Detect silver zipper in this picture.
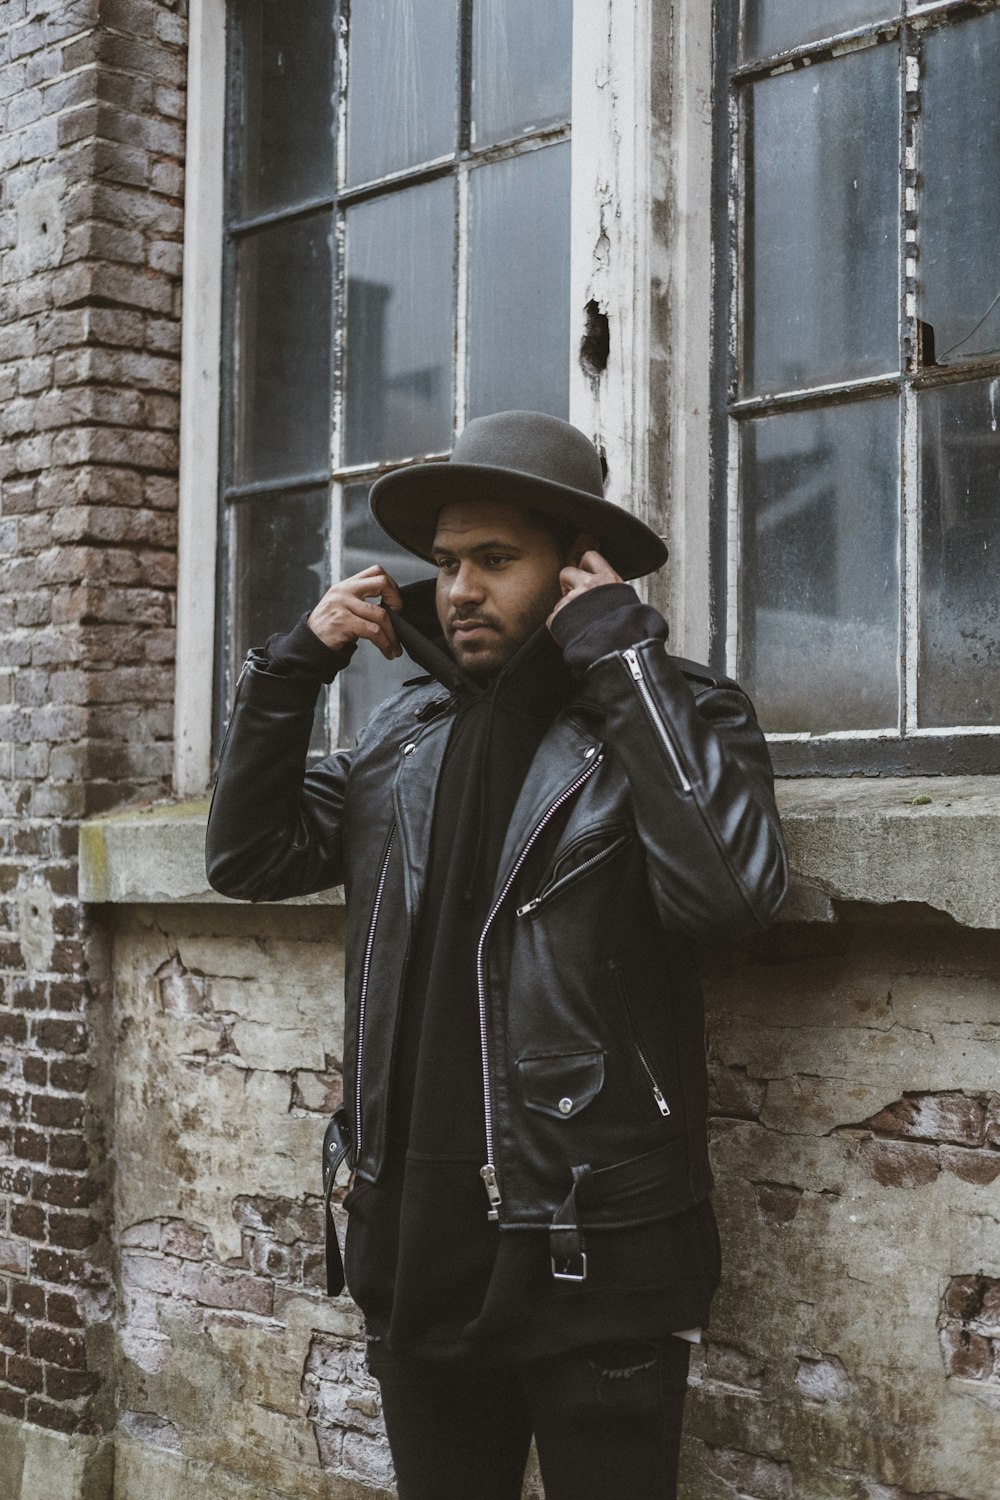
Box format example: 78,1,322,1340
475,749,604,1219
354,825,396,1164
621,648,691,794
612,963,671,1117
516,833,628,917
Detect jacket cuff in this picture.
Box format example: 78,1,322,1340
549,583,668,675
264,611,356,684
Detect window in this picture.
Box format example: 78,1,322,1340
714,0,1000,773
215,0,573,754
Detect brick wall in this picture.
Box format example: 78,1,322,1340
0,0,186,1440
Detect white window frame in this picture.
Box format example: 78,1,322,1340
173,0,715,795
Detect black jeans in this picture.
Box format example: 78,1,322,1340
369,1337,691,1500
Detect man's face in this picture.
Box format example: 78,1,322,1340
432,500,567,680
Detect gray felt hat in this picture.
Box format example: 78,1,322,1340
369,410,667,581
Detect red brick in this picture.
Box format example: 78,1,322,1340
29,1094,85,1130
13,1128,47,1164
32,1018,87,1054
45,1365,100,1401
7,1353,45,1393
46,1291,84,1329
0,1387,25,1419
867,1092,987,1148
24,1396,80,1434
11,1201,45,1239
859,1138,941,1189
31,1171,99,1209
0,1314,27,1352
48,1132,89,1170
12,1282,44,1319
29,1325,86,1369
47,1212,99,1251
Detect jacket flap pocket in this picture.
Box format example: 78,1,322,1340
517,1049,605,1119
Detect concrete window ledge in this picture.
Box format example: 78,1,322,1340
78,776,1000,928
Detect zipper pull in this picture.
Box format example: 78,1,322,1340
652,1083,671,1117
480,1164,502,1220
623,647,643,681
235,649,254,690
516,897,542,917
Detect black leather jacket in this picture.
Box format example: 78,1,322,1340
206,594,787,1258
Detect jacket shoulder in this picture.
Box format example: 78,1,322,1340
353,679,452,749
671,656,744,697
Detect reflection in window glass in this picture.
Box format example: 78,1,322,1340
467,144,571,421
743,0,895,60
340,486,436,743
922,10,1000,366
237,0,335,218
740,399,899,732
745,45,899,395
234,215,333,487
230,490,329,752
345,0,458,186
919,380,1000,726
472,0,573,147
344,179,455,466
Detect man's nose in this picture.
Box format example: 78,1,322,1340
448,562,485,608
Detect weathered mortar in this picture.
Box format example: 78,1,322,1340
684,912,1000,1500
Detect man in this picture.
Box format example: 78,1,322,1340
206,411,787,1500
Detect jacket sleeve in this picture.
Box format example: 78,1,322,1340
205,653,352,902
583,636,788,943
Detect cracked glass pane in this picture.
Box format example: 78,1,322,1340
231,489,329,753
345,0,458,187
233,213,333,486
743,46,899,396
467,143,571,421
745,43,899,395
339,485,433,744
344,178,455,466
739,399,900,733
743,0,897,59
921,9,1000,366
919,379,1000,726
237,0,335,218
472,0,572,148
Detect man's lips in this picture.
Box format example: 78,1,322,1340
450,620,496,640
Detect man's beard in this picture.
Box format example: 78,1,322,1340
444,594,559,681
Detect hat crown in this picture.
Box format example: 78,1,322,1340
450,411,604,499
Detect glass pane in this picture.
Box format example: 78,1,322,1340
743,0,896,59
739,399,900,733
233,214,332,486
237,0,335,218
919,380,1000,726
339,484,436,744
230,490,329,753
922,10,1000,366
344,179,455,465
467,144,571,421
345,0,458,186
745,45,899,395
472,0,572,147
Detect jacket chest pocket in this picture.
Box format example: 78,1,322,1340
516,827,630,918
517,1049,605,1120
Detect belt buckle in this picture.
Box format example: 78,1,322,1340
550,1231,588,1283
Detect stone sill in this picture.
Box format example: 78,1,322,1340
78,776,1000,929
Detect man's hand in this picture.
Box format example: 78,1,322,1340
547,549,623,629
307,565,404,659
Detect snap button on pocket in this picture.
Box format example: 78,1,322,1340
517,1050,605,1120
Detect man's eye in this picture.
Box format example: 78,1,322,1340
436,559,458,574
485,555,511,568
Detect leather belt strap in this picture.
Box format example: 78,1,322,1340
550,1164,591,1282
322,1107,353,1297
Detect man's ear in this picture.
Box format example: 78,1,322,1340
566,531,600,566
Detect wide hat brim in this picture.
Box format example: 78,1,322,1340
369,462,667,582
